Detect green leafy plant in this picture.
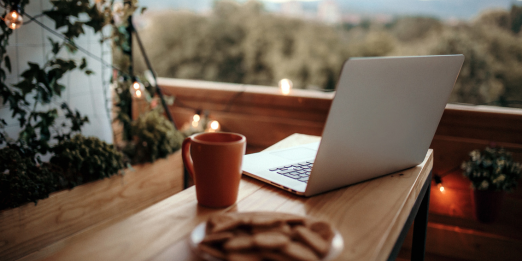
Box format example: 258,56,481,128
0,0,106,154
123,109,183,164
0,1,155,210
461,147,522,191
0,146,61,209
50,135,125,187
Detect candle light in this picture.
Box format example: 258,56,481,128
279,78,293,95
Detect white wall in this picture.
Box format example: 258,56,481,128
0,1,113,145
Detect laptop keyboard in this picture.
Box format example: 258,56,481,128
268,160,314,183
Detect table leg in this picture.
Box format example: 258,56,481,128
411,182,431,261
386,171,432,261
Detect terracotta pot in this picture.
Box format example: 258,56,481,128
472,189,505,223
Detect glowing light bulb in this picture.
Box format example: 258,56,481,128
5,10,23,30
192,114,200,127
130,80,145,98
437,183,445,193
278,79,293,95
210,120,220,132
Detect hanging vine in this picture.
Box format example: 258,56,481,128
0,0,142,209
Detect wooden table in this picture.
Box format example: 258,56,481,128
22,134,433,261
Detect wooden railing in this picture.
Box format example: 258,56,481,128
154,77,522,261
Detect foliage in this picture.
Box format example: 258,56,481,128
427,15,522,106
135,1,522,107
123,109,183,164
50,135,125,187
0,0,136,209
0,146,60,210
133,0,351,90
461,147,522,191
111,0,145,141
0,0,104,153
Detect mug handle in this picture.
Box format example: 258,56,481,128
182,136,195,180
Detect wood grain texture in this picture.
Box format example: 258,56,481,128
0,152,184,261
400,221,522,261
25,134,433,261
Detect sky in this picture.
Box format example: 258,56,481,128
138,0,522,20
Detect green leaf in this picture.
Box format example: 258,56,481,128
20,62,41,81
43,10,70,29
80,57,87,70
48,37,61,55
4,56,11,73
64,21,85,39
85,4,109,32
14,80,35,95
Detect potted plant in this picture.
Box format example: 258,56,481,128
461,147,522,223
122,109,184,165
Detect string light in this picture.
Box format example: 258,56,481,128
192,113,200,127
130,79,145,98
438,183,445,192
5,7,23,30
433,174,445,193
279,78,293,95
208,120,220,132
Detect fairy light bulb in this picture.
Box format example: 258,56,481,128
130,80,145,98
5,10,23,30
209,120,220,132
192,114,200,127
279,79,293,95
438,183,445,192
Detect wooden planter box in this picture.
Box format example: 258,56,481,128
0,151,184,261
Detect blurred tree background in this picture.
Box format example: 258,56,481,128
131,0,522,107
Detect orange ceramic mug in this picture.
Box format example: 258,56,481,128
182,132,246,208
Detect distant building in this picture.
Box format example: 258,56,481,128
280,1,304,18
318,0,342,24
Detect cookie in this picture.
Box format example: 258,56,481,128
198,243,226,260
209,214,243,233
294,226,330,257
223,235,254,251
252,223,292,236
197,212,334,261
201,231,234,244
253,231,290,249
250,215,283,227
261,251,289,261
281,242,320,261
310,221,334,242
227,252,263,261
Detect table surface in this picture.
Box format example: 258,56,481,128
23,133,433,261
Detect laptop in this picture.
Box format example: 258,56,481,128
242,55,464,197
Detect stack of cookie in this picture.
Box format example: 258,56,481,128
197,212,335,261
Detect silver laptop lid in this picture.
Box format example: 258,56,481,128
305,55,464,196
